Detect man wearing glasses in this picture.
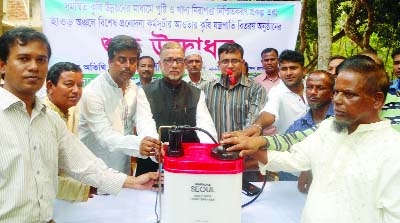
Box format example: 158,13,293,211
79,35,161,177
135,42,217,175
201,42,267,181
201,42,267,139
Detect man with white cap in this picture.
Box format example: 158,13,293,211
183,49,216,88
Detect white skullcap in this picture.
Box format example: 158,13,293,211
185,49,202,58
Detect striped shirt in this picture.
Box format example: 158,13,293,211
0,87,127,222
201,75,267,138
264,92,400,152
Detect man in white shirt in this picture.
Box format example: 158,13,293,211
79,35,160,175
182,49,216,88
246,50,308,135
222,55,400,223
0,27,159,222
136,42,217,175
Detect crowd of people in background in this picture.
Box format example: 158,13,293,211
1,26,399,222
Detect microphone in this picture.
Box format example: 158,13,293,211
227,69,237,85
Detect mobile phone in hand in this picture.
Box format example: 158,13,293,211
242,181,261,196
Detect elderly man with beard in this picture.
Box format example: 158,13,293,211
284,70,335,190
221,55,400,223
135,42,217,176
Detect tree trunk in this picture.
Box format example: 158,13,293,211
0,0,3,34
317,0,332,70
298,0,307,54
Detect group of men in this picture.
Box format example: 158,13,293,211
1,26,400,223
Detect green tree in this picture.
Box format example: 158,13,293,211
298,0,400,75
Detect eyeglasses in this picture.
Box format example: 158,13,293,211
220,59,242,65
162,58,185,65
116,56,137,65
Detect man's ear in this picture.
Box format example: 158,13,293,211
302,67,307,76
373,92,385,109
0,60,6,73
46,80,55,94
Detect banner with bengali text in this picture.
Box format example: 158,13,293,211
41,0,301,84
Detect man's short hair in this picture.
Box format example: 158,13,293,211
279,50,304,66
328,55,346,63
218,42,244,60
159,42,183,59
360,50,384,68
260,48,279,58
308,70,335,90
391,48,400,59
47,62,82,85
107,35,141,61
337,55,390,99
138,56,155,66
0,27,52,62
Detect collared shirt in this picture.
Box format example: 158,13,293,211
183,72,218,89
381,93,400,131
252,70,281,94
43,97,79,136
286,103,334,133
388,79,400,96
136,81,218,143
135,78,154,88
79,71,144,175
201,75,267,138
265,92,400,152
261,80,308,134
43,97,90,202
260,119,400,223
0,87,127,222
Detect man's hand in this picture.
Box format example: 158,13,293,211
123,172,163,191
220,136,268,163
222,125,262,140
243,125,262,137
297,171,312,193
140,136,161,156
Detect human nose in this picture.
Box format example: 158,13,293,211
71,84,79,93
333,92,342,104
310,87,318,95
28,59,39,71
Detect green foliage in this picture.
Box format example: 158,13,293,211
298,0,400,78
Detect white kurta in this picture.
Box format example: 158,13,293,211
259,119,400,223
79,72,144,174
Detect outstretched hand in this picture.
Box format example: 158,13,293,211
123,172,164,191
220,135,268,163
140,137,161,157
222,125,262,141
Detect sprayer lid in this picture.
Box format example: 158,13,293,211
163,143,243,174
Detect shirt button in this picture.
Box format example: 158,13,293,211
40,195,43,199
33,146,37,150
36,170,40,175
